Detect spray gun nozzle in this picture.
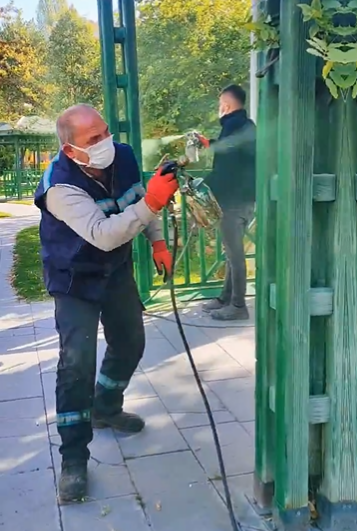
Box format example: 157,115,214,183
160,160,179,176
155,154,191,175
184,131,202,163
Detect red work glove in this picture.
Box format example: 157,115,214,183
152,240,172,280
196,134,210,149
145,166,179,212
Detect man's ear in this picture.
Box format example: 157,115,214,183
62,144,74,159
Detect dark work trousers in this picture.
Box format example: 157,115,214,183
219,203,255,307
54,264,145,462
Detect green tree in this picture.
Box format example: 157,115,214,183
0,145,15,173
136,0,251,140
47,8,103,114
0,2,50,123
36,0,68,38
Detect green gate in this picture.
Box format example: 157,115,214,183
97,0,256,304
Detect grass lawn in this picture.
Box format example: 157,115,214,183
12,226,49,302
0,212,12,218
8,199,34,206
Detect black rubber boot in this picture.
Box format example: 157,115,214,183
210,304,250,321
202,298,226,313
58,460,88,504
92,411,145,433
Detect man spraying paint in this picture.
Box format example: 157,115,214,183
34,104,178,503
198,85,256,321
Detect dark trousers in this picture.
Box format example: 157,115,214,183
219,203,255,307
54,265,145,462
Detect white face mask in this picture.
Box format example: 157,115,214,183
218,106,226,119
70,135,115,169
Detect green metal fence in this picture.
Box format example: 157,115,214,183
0,170,42,200
139,170,256,305
0,167,256,303
0,130,58,200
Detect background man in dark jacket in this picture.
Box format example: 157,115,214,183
199,85,256,320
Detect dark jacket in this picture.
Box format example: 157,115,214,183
34,142,143,302
205,109,256,210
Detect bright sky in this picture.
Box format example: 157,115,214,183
0,0,99,21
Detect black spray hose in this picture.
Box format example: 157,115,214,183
168,210,242,531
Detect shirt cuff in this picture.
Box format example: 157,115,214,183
133,198,157,225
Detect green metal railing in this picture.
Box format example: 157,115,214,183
0,169,42,200
137,170,256,304
0,167,256,302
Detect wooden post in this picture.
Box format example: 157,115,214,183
274,0,315,526
255,1,357,530
317,96,357,530
254,63,278,509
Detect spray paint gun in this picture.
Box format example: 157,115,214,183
156,134,222,229
185,131,203,163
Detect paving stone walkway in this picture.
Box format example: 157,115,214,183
0,212,259,531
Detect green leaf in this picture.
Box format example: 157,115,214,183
325,78,339,98
307,37,328,52
260,28,270,41
329,71,344,87
322,0,342,8
352,82,357,99
331,71,357,89
332,26,357,37
322,61,333,79
340,0,357,8
333,63,356,75
306,47,325,58
297,4,314,21
341,49,357,63
309,23,320,38
342,74,357,89
329,42,346,48
327,48,357,63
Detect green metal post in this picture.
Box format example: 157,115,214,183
119,0,143,169
14,136,22,200
119,0,151,301
97,0,151,301
97,0,120,140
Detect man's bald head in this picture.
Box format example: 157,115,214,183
56,104,104,146
58,104,110,167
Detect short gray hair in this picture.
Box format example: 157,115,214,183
56,103,99,146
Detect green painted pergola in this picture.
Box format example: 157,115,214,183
254,0,357,530
98,1,357,529
0,117,57,200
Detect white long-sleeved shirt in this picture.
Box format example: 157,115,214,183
45,183,163,252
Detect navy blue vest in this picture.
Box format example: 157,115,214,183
34,142,144,301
